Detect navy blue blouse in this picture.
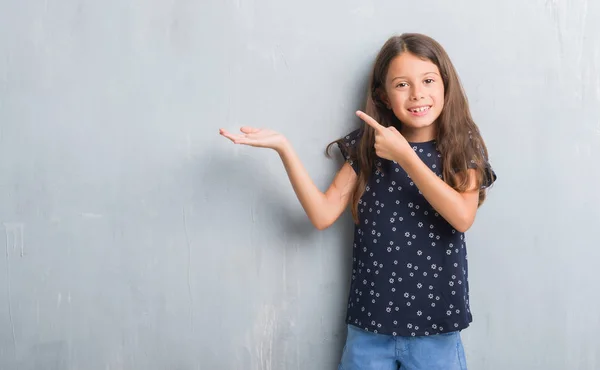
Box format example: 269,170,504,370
337,128,496,337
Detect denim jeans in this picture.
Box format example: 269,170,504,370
338,324,467,370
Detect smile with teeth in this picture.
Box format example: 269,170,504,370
408,106,431,113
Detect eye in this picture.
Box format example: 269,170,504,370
424,78,434,84
396,82,408,88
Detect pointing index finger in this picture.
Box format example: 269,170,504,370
356,110,384,132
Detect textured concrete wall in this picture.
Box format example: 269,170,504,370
1,0,599,369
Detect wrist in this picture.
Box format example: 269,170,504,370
394,148,418,168
276,138,292,156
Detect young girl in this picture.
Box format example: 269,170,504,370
219,33,496,370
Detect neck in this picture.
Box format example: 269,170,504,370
400,124,437,143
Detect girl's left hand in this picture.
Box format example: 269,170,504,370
356,111,412,162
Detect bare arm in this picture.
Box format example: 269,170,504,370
278,141,357,229
219,127,357,230
398,153,479,232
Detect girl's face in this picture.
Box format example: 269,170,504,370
382,52,445,141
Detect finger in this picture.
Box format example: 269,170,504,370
220,130,247,143
230,136,255,145
240,127,260,134
219,129,236,139
234,137,264,147
219,128,234,139
220,130,262,146
356,111,384,132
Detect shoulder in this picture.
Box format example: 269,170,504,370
336,128,363,155
336,128,364,174
341,128,363,145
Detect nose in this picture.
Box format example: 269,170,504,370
410,86,425,100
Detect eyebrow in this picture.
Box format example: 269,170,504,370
391,72,440,82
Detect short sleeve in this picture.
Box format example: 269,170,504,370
481,164,497,189
336,129,362,174
468,148,497,189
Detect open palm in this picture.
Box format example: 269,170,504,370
219,127,287,151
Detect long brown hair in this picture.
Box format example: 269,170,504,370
327,33,494,224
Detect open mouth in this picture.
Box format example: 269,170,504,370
407,105,432,116
408,106,431,113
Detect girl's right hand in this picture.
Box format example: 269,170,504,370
220,125,357,230
219,127,288,153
